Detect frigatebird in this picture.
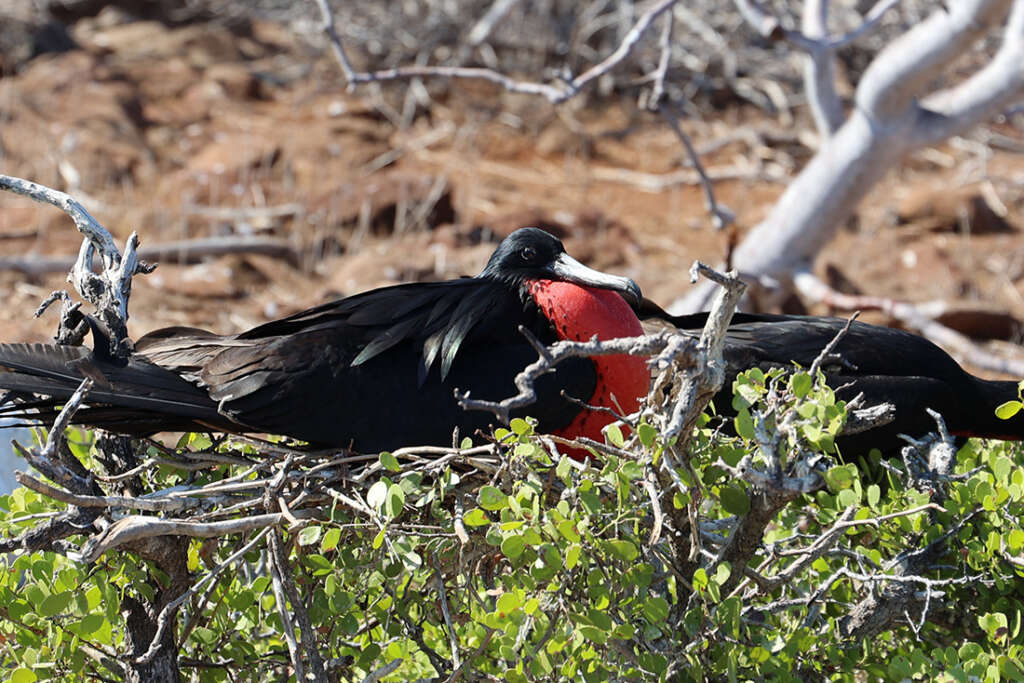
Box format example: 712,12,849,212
639,301,1024,455
0,228,649,452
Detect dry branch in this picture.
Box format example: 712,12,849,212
0,174,153,354
314,0,678,103
679,0,1024,313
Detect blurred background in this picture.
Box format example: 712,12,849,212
0,0,1022,487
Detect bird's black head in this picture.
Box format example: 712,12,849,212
479,227,642,306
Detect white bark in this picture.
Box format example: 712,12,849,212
675,0,1023,313
802,0,844,136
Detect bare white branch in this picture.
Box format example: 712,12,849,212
802,0,844,136
857,0,1016,121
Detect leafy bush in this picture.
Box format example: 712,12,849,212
1,370,1023,682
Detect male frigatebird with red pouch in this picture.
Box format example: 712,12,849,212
0,228,648,452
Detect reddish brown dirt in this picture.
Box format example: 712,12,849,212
1,14,1022,376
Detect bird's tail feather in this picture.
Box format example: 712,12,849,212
0,342,232,435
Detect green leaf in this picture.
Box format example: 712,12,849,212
720,484,750,516
643,596,669,624
979,612,1009,643
501,535,526,559
187,541,200,572
478,486,508,511
23,584,45,609
734,408,755,440
557,520,581,543
605,423,624,447
384,484,405,519
1008,529,1024,552
959,642,983,661
604,539,639,562
367,480,388,510
39,591,73,617
719,596,742,638
372,527,387,550
8,669,37,683
463,508,491,527
824,464,857,492
320,527,341,553
578,625,608,644
996,401,1023,420
867,484,881,509
556,456,572,481
76,614,105,636
588,608,612,630
791,372,812,398
496,592,522,616
565,544,582,570
837,488,860,508
510,418,532,435
294,525,319,546
637,422,658,448
379,451,401,472
994,456,1012,483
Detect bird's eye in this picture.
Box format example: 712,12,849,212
520,246,537,262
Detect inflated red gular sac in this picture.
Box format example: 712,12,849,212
0,228,652,458
528,280,648,454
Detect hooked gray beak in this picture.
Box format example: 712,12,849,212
550,253,642,307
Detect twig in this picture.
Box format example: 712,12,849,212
808,312,859,378
434,566,461,669
78,509,321,563
14,471,203,513
362,658,402,683
642,470,664,547
0,175,122,268
42,377,93,461
467,0,522,45
314,0,678,104
453,494,470,545
0,236,301,274
0,173,154,354
269,528,327,682
444,628,494,683
649,7,674,107
457,333,676,424
13,377,95,494
135,528,272,665
660,107,735,230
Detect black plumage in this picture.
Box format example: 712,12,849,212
0,228,644,452
640,303,1024,455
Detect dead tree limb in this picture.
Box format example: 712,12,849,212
0,173,155,356
678,0,1024,312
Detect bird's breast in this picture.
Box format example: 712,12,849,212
527,280,649,450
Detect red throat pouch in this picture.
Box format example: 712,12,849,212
528,280,649,458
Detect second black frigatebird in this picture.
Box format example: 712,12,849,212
0,228,649,452
639,301,1024,455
